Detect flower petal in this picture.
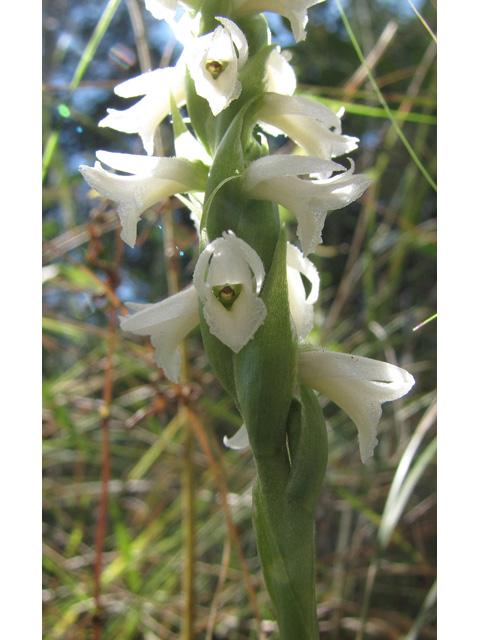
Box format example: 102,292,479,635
98,67,186,156
265,48,296,96
258,93,358,159
144,0,179,21
223,424,250,449
79,152,207,247
120,285,199,382
286,242,320,340
232,0,326,42
298,345,415,462
246,156,371,255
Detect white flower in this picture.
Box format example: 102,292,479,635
264,48,296,96
232,0,326,42
98,66,187,156
245,155,371,255
193,231,267,352
258,93,359,160
120,285,199,383
286,242,319,341
225,345,415,462
298,345,415,462
79,150,208,248
186,17,248,116
144,0,181,21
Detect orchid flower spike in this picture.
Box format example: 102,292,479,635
245,155,371,255
186,17,248,116
120,286,199,383
258,93,358,160
298,345,415,462
98,66,187,156
193,231,267,352
79,151,208,248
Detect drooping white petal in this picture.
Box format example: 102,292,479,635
186,18,248,116
79,151,207,248
193,231,266,352
286,242,320,341
98,66,187,156
298,345,415,462
120,285,200,382
224,424,250,450
246,155,371,255
258,93,358,159
232,0,326,42
265,48,296,96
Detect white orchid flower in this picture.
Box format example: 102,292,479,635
79,150,208,248
98,66,187,156
245,155,371,256
120,286,199,383
186,17,248,116
265,48,296,96
297,345,415,462
232,0,326,42
193,231,267,352
286,242,320,341
225,345,415,462
258,93,359,160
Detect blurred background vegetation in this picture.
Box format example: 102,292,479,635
42,0,437,638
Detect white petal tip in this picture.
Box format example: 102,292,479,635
223,424,250,450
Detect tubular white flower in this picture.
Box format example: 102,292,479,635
245,155,371,256
298,345,415,462
193,231,267,352
98,66,187,156
186,17,248,116
286,242,320,341
258,93,358,160
79,150,208,248
232,0,326,42
120,285,200,383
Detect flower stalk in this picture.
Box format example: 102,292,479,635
80,1,415,637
